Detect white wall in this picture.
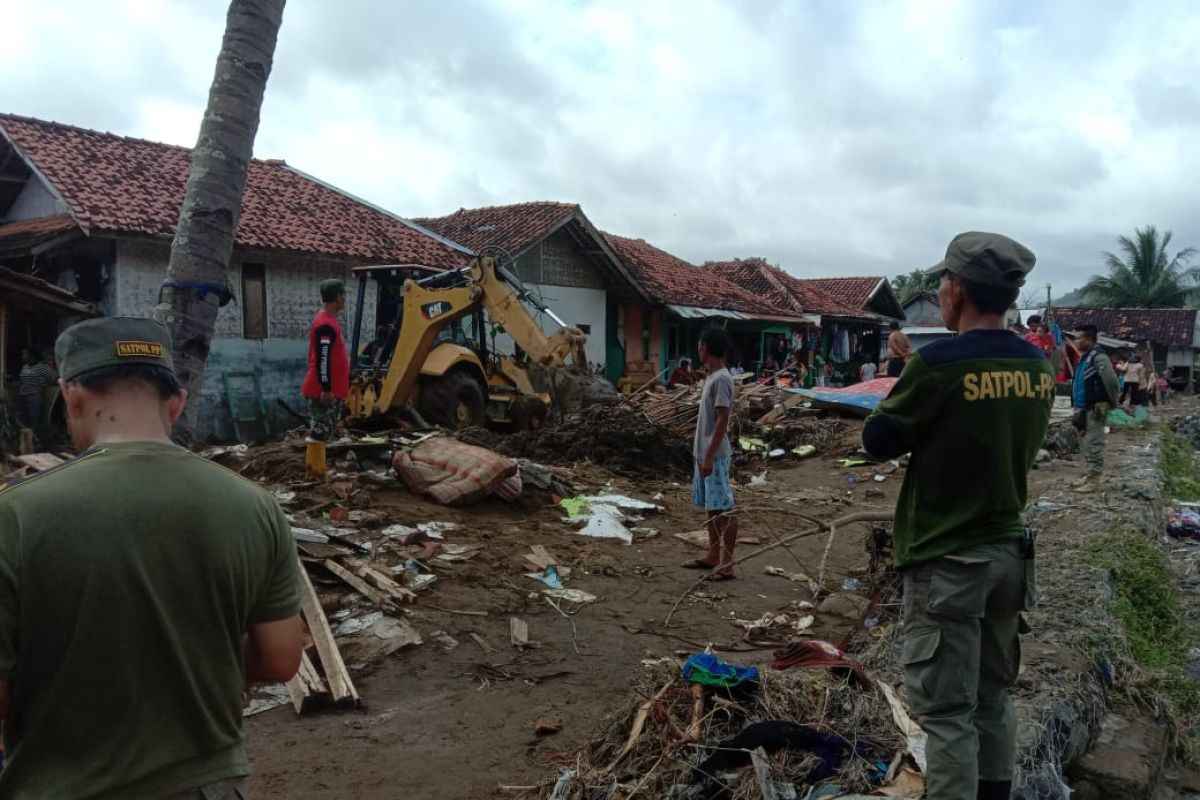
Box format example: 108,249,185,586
114,239,375,342
6,177,67,221
493,283,607,369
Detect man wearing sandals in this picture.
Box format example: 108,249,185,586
863,233,1053,800
683,327,738,581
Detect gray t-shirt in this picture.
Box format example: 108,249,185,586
694,367,735,462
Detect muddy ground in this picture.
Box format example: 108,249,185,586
239,408,1112,800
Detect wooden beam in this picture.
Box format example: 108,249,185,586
284,649,327,714
296,561,359,705
323,558,397,611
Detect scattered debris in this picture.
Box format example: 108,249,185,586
524,545,559,571
543,588,597,605
527,566,565,589
534,717,563,736
510,617,530,649
561,494,660,544
495,406,693,479
429,630,460,651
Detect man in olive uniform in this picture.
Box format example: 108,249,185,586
1070,324,1119,494
863,233,1053,800
0,318,304,798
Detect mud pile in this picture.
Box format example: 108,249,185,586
496,406,693,479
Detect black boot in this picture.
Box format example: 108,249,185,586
978,780,1012,800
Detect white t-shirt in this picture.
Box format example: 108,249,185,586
860,361,878,381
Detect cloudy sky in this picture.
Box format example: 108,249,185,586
5,0,1199,295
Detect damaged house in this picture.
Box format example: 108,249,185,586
0,113,469,439
415,202,649,383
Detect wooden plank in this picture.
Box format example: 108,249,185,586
12,453,64,471
284,649,327,714
295,540,353,560
523,545,558,571
323,559,397,612
347,559,417,603
297,562,359,705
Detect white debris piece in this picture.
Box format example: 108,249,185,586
334,611,384,637
565,495,661,545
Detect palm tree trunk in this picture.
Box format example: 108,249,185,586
154,0,286,439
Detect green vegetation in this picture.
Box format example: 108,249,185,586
1162,427,1200,500
1082,225,1198,308
1095,527,1188,668
889,269,940,304
1091,428,1200,759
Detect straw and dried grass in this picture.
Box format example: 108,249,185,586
541,662,905,799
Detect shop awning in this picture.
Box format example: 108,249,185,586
667,304,749,320
667,305,815,324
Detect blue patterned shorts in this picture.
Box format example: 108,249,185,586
692,455,734,511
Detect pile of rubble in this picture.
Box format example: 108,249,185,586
490,406,694,479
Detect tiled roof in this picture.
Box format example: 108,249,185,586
703,258,865,317
0,113,467,268
414,202,579,256
800,277,884,310
0,214,79,255
1052,307,1198,347
603,235,791,317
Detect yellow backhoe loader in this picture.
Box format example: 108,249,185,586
345,254,589,430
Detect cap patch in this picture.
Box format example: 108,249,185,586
116,341,164,358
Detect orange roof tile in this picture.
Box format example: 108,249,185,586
0,113,467,268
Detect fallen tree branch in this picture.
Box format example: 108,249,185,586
664,510,892,626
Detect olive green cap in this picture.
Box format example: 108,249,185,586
55,317,174,381
926,231,1036,289
320,279,345,302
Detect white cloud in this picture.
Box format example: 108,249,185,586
3,0,1199,294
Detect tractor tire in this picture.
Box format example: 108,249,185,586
418,371,485,429
509,395,549,432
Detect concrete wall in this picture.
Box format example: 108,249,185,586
622,305,663,383
113,238,377,441
902,296,942,326
513,227,606,289
493,283,608,368
6,178,67,221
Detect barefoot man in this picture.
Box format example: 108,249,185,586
683,326,738,581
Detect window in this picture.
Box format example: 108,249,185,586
242,263,267,339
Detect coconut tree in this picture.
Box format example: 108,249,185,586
154,0,286,437
890,268,940,304
1081,225,1198,308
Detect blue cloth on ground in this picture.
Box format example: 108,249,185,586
682,652,759,688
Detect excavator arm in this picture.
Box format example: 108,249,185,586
470,257,588,368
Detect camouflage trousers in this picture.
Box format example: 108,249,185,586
307,398,343,442
901,539,1035,800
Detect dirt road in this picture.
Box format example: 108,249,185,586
245,437,897,799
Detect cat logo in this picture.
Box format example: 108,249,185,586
422,301,453,321
115,341,164,358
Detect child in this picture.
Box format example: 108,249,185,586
682,327,739,581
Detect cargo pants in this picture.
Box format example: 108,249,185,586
902,539,1034,800
1082,403,1107,475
